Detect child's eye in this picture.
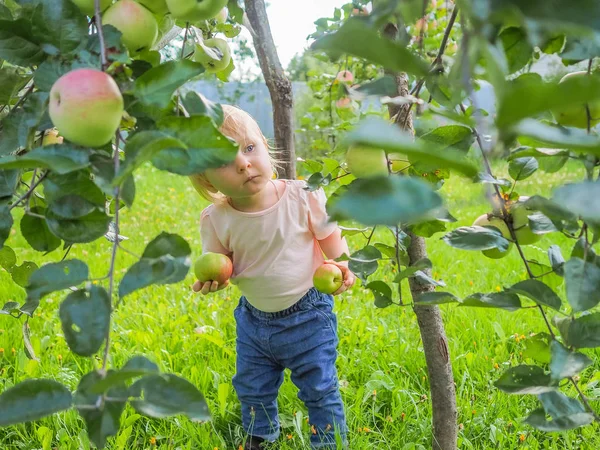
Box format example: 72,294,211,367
244,144,254,154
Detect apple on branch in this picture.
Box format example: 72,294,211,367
335,70,354,84
71,0,112,16
472,214,513,259
138,0,170,15
313,263,343,295
345,145,389,178
166,0,228,21
194,252,233,285
49,69,124,148
103,0,159,54
41,128,63,146
193,38,231,73
509,196,542,245
551,71,600,129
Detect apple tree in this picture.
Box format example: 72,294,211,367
0,0,244,447
299,0,600,447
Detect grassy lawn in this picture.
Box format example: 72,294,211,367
0,161,598,449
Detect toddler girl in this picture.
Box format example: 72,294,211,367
190,105,355,449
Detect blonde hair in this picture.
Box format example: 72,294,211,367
189,105,281,204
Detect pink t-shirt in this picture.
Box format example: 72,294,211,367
200,180,337,312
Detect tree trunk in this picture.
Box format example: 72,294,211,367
383,22,458,450
243,0,296,179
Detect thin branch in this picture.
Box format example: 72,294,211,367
9,171,48,211
8,83,34,117
94,0,108,69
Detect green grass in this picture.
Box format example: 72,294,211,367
1,162,599,450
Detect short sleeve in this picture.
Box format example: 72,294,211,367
200,208,230,255
307,187,338,240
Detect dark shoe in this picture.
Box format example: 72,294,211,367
243,436,265,450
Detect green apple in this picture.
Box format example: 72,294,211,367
49,68,124,148
138,0,169,14
103,0,158,54
71,0,112,16
552,71,600,128
166,0,227,21
193,38,231,73
215,6,228,23
345,146,388,178
194,252,233,284
473,213,513,259
42,129,63,146
389,153,410,173
510,197,542,245
313,263,343,294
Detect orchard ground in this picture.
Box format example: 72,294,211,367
1,161,599,450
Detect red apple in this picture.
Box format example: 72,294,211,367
336,70,354,84
194,252,233,284
313,263,343,294
49,69,124,148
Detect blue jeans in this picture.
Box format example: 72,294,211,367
232,287,348,449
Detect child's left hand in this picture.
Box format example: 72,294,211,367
324,260,356,295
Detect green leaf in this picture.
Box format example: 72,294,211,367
26,259,88,304
0,245,16,270
508,157,538,181
31,0,87,55
561,33,600,63
524,195,578,233
549,341,593,381
497,74,600,128
366,281,393,308
548,245,565,276
59,286,111,357
151,116,238,176
461,292,522,311
10,261,38,288
0,92,49,155
495,365,555,394
311,18,429,77
409,219,447,238
181,91,224,126
88,356,159,395
42,170,105,206
0,205,13,249
564,257,600,312
0,18,45,66
555,313,600,348
0,67,30,104
119,232,191,299
553,182,600,225
0,169,19,199
442,226,510,251
130,374,210,421
420,125,475,152
352,76,398,98
542,34,566,55
327,176,443,227
525,391,594,431
499,27,533,73
508,279,562,311
527,260,563,291
0,379,72,426
134,60,205,109
414,291,459,305
0,145,91,175
513,119,600,157
523,333,552,364
74,371,127,449
343,117,478,177
20,207,61,253
393,258,432,283
1,301,19,315
48,195,98,219
347,245,381,284
46,209,112,243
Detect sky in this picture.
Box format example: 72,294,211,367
234,0,346,78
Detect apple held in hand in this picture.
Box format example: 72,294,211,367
166,0,227,21
103,0,158,54
551,71,600,129
473,213,513,259
345,146,389,178
71,0,112,16
313,263,343,295
193,38,231,73
194,252,233,284
49,69,124,148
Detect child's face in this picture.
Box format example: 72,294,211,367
204,129,272,200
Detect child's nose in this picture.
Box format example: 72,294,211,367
236,154,251,172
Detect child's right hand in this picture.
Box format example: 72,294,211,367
192,280,230,295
